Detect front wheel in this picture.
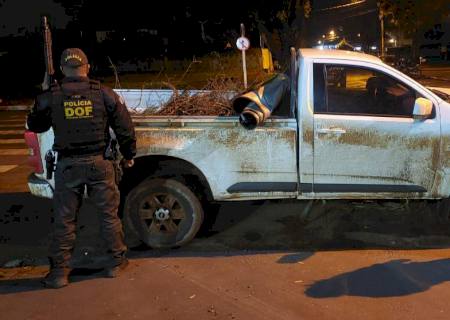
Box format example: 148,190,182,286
124,178,204,248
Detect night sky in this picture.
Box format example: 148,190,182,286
0,0,447,99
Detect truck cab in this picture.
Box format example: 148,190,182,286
297,49,448,199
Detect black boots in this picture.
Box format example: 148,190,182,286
41,257,129,288
103,258,129,278
41,267,71,289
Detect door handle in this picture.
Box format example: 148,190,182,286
316,128,346,135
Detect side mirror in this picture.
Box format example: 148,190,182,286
413,97,433,120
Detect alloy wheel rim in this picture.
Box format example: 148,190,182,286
138,193,186,234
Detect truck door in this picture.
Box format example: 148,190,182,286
311,63,440,197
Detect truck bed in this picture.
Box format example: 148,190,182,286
131,115,299,200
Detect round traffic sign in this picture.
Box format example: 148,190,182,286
236,37,250,51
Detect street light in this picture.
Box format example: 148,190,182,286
388,38,397,47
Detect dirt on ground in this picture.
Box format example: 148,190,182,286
2,197,450,268
187,199,450,252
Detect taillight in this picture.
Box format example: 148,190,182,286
24,130,44,174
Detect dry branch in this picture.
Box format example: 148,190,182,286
141,76,243,116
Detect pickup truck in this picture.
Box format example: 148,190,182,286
25,49,450,248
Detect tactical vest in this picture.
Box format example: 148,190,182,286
50,80,108,156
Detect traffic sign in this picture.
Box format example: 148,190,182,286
236,37,250,51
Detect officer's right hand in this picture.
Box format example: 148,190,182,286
121,159,134,169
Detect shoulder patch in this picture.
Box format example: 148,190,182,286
89,80,101,90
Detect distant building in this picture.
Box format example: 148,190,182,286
96,31,114,43
314,37,381,56
137,29,158,36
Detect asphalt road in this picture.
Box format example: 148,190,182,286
3,110,450,319
3,249,450,320
0,111,32,194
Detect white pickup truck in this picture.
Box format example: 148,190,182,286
25,49,450,248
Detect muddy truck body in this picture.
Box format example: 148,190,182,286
25,49,450,248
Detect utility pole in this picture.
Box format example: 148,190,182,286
198,20,208,43
379,5,385,59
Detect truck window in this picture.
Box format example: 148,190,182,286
313,63,423,118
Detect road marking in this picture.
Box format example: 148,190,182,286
0,165,18,173
0,149,29,155
0,124,25,128
0,139,25,144
0,130,25,135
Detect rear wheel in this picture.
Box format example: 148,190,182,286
124,178,204,248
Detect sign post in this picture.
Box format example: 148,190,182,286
236,23,250,89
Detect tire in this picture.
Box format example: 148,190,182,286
197,202,221,237
124,178,204,248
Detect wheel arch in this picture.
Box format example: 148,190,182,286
120,155,214,203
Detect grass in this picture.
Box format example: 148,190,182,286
101,49,273,90
101,70,271,90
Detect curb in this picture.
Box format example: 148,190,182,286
421,76,450,82
0,105,32,111
420,67,450,71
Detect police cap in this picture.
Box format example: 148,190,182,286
60,48,88,67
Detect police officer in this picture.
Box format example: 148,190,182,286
27,48,136,289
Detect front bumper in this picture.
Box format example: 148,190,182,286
28,173,53,199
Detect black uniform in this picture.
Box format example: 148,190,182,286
27,76,136,268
